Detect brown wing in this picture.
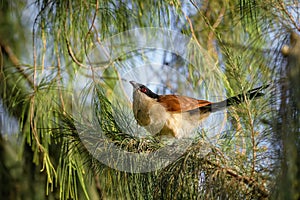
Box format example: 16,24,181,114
158,95,211,113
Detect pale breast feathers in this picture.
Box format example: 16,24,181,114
157,95,211,113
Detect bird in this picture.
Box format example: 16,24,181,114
130,81,268,139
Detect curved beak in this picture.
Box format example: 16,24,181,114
129,81,143,89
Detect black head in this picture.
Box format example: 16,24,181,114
130,81,159,99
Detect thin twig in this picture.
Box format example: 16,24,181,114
207,5,226,54
185,14,202,49
0,41,35,88
244,95,257,176
55,40,66,114
205,159,269,198
65,38,88,68
279,1,300,31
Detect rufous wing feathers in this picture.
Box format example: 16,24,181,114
157,95,211,113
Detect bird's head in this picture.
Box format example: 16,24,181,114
130,81,159,99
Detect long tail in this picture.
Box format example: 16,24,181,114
205,84,269,112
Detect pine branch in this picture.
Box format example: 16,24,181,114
0,40,35,88
205,159,269,198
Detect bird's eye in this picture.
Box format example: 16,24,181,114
140,87,147,93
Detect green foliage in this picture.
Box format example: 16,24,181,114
58,86,269,199
1,0,299,199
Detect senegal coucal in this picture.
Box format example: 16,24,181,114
130,81,267,139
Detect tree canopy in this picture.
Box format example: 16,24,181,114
0,0,299,199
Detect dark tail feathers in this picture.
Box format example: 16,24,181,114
207,84,269,112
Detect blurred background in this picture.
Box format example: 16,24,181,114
0,0,299,199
